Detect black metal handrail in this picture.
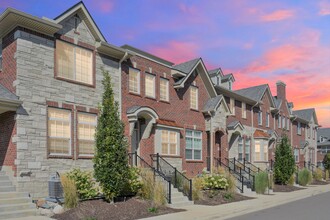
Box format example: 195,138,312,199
214,157,244,193
243,158,261,173
229,158,256,191
151,153,192,201
304,161,315,174
128,152,172,204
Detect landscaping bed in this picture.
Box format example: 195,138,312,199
273,184,305,192
52,198,184,220
194,190,254,206
311,180,330,185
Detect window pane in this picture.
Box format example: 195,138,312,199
169,132,176,143
160,78,169,101
186,137,193,149
145,74,155,97
56,41,74,80
170,144,176,155
190,87,198,109
78,113,97,156
129,68,140,93
186,130,193,137
75,47,93,84
194,150,201,160
186,149,192,159
162,143,168,154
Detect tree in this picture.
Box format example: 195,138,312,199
274,135,296,184
323,153,330,172
93,69,129,202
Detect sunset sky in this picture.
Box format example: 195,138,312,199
1,0,330,127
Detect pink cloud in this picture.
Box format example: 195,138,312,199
319,0,330,15
147,40,200,64
260,9,295,22
91,1,114,13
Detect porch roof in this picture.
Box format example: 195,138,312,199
254,129,270,138
0,84,22,114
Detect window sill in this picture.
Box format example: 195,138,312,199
78,155,94,159
159,100,170,104
129,92,142,97
55,76,95,88
160,155,182,158
186,160,203,163
48,155,73,159
145,96,156,101
190,108,199,112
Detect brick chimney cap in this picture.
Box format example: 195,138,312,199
276,80,286,86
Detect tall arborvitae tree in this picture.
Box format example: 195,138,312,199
93,69,129,202
323,153,330,172
274,135,296,184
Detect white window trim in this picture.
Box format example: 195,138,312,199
266,112,270,127
185,130,202,160
48,108,72,156
258,111,262,126
160,78,169,102
238,137,243,161
242,102,246,118
254,139,268,162
230,98,235,115
190,86,198,110
294,148,299,163
129,68,140,94
278,115,281,129
245,138,251,162
77,112,97,157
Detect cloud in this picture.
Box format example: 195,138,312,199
319,0,330,15
147,40,200,64
260,9,295,22
91,1,114,13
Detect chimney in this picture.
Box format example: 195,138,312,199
276,81,286,101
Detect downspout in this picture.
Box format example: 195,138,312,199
291,116,297,148
118,52,128,118
209,111,213,173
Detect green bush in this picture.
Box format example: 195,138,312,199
298,168,312,186
326,170,330,181
323,153,330,172
288,174,296,186
255,171,268,194
203,175,229,190
66,168,99,200
122,167,142,195
223,192,233,201
274,135,296,184
313,168,323,181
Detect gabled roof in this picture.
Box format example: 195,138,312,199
318,128,330,139
172,58,217,97
172,58,200,74
227,120,244,130
254,129,270,138
214,85,257,105
208,68,224,78
273,97,282,109
293,108,319,125
54,1,106,42
221,73,235,82
202,95,229,115
235,84,276,108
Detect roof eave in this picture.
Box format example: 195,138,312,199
0,8,62,39
97,42,134,60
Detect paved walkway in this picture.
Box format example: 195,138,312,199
144,184,330,220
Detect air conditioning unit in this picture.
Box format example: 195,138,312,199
48,173,63,198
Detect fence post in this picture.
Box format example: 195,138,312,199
168,180,171,204
135,151,137,166
233,157,236,172
189,179,193,201
156,153,160,172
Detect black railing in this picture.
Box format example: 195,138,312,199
269,159,274,171
214,157,244,193
128,152,172,204
206,156,211,172
304,161,315,174
151,153,192,201
243,158,261,173
229,158,256,191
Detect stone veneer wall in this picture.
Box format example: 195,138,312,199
13,17,120,198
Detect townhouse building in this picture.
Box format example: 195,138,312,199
317,128,330,168
0,2,131,197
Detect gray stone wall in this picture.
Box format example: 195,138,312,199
13,22,119,198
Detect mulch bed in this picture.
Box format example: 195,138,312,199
194,190,254,206
311,180,330,185
273,184,305,192
52,198,185,220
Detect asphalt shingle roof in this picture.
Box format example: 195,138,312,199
292,108,315,122
235,84,268,102
126,105,142,114
221,74,233,82
208,68,220,77
318,128,330,139
0,84,19,101
273,97,282,109
202,95,223,113
227,120,240,130
172,58,200,74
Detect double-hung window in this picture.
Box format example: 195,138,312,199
161,130,177,155
294,148,299,162
129,68,140,94
254,140,268,161
77,113,97,156
282,116,286,129
287,117,290,130
242,102,246,118
160,78,169,101
278,115,281,128
48,108,71,156
258,111,262,126
230,98,235,115
238,137,243,161
190,86,198,110
185,130,202,160
297,121,301,135
266,112,270,127
145,73,155,98
245,138,250,162
56,40,93,85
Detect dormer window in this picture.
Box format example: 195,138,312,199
190,86,198,110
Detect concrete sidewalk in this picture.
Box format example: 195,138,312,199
144,184,330,220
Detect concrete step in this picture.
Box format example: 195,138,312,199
0,197,32,205
168,200,194,208
0,185,15,192
0,209,36,220
0,192,30,199
0,171,5,176
171,196,189,203
0,203,35,212
0,176,9,181
0,180,13,186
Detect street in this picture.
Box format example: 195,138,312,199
227,190,330,220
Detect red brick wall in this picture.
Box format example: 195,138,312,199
291,120,307,168
226,98,252,127
0,30,17,93
0,112,17,174
121,56,210,176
